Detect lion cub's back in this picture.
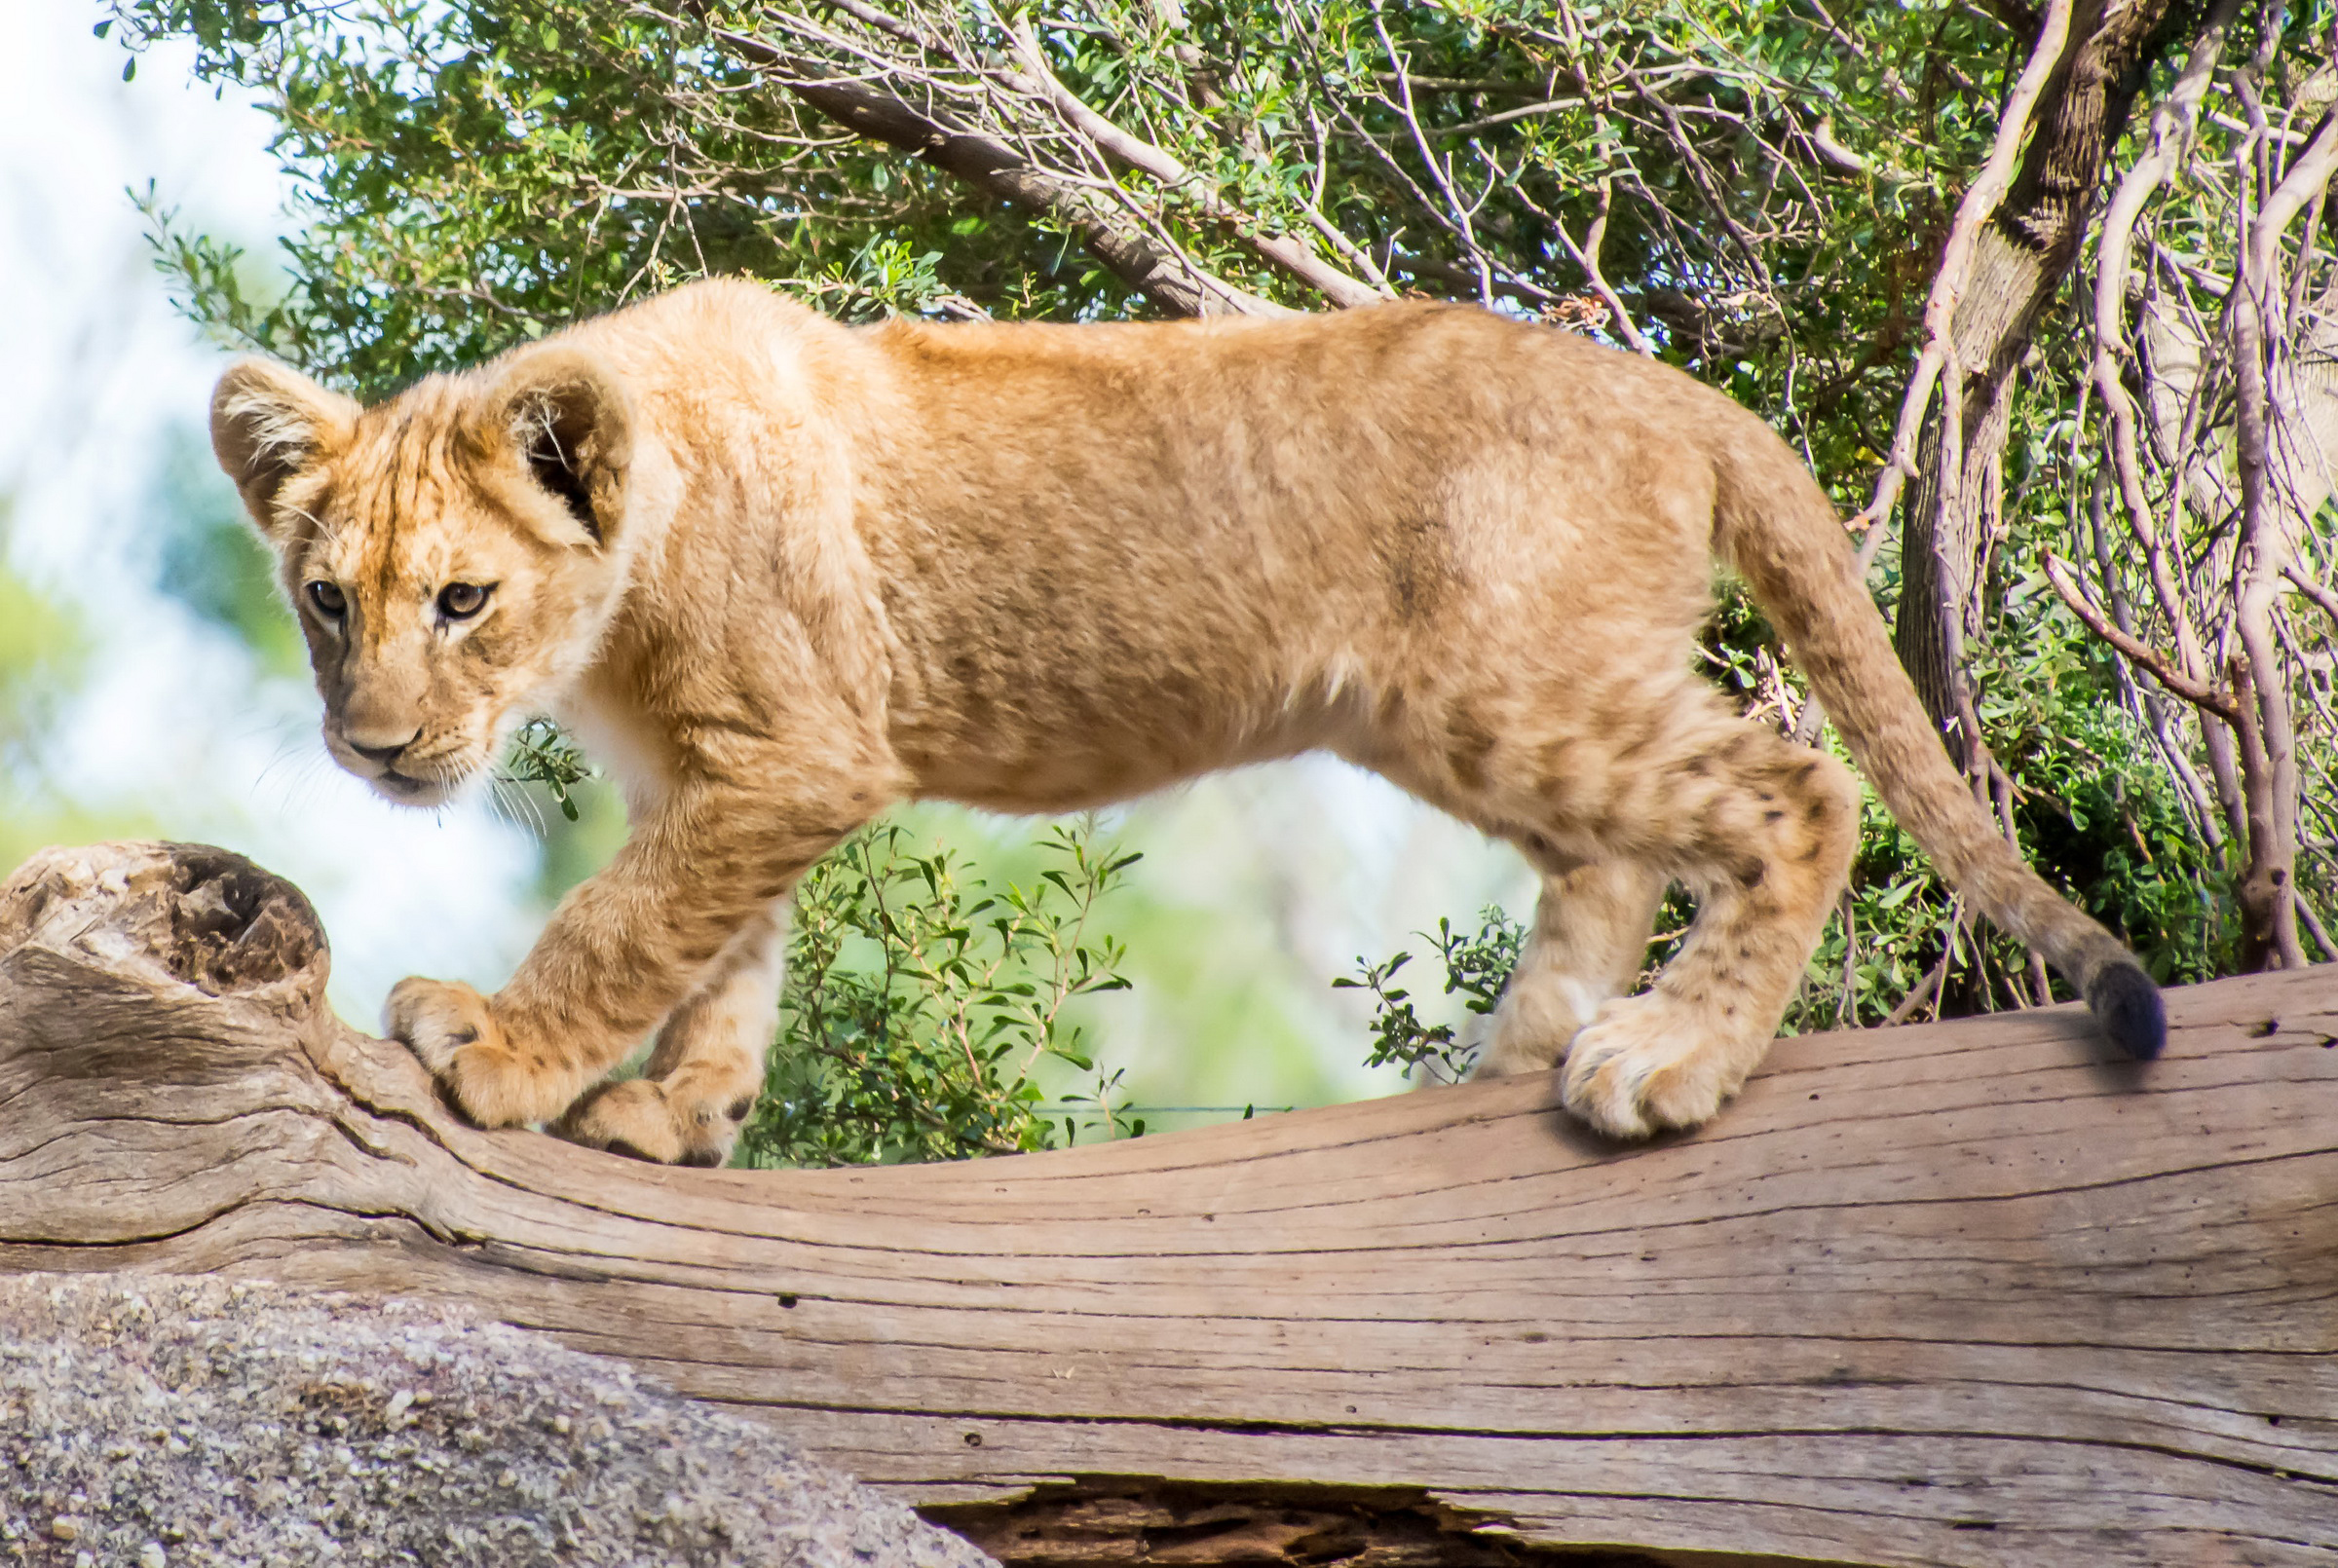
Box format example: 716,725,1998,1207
855,304,1722,807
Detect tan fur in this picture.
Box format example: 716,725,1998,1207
211,280,2153,1161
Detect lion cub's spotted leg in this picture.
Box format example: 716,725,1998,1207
1474,860,1668,1080
1558,720,1859,1139
387,762,886,1145
553,904,788,1167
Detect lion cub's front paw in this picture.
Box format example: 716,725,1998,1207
1560,995,1743,1141
383,976,575,1128
553,1079,742,1169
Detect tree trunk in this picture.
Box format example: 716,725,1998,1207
1893,0,2182,731
6,840,2338,1568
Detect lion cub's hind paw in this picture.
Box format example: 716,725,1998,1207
554,1079,742,1168
1560,995,1742,1141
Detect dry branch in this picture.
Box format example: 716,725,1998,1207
6,840,2338,1568
997,16,1384,311
2040,551,2241,720
661,5,1286,319
1851,0,2075,539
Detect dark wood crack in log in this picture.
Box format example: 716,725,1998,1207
4,840,2337,1567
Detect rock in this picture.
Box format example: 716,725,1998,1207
0,1276,992,1568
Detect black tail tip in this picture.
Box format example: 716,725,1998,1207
2086,961,2166,1061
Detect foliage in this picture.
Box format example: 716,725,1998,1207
500,718,593,823
112,0,2015,421
2044,23,2338,969
737,817,1139,1166
1335,907,1524,1084
112,0,1110,393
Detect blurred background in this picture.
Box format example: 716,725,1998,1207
0,2,1532,1121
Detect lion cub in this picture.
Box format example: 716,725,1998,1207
210,281,2161,1164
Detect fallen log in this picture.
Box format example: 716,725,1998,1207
2,840,2334,1568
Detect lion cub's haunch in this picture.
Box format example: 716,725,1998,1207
211,281,2162,1164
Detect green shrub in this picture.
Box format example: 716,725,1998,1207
1334,908,1525,1084
736,818,1138,1167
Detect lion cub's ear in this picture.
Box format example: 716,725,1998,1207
486,347,633,549
208,358,360,545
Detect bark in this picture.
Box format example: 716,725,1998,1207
1892,0,2185,729
7,841,2338,1568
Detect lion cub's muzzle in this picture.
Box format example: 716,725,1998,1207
325,724,479,808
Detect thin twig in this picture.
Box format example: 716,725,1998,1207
1537,176,1652,355
1886,909,1964,1026
1001,16,1386,308
2042,553,2243,721
670,8,1285,317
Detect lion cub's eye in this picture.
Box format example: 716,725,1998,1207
437,582,492,619
307,580,346,618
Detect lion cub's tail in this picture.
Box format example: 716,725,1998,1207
1711,424,2166,1060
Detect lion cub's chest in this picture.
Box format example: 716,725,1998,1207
556,676,682,816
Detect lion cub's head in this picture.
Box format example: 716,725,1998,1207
208,349,634,808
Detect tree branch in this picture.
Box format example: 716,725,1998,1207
2085,0,2242,673
2250,108,2338,288
1000,18,1386,309
2042,551,2242,722
1854,0,2077,535
2286,561,2338,627
661,6,1288,317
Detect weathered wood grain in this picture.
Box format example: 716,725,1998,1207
3,840,2335,1567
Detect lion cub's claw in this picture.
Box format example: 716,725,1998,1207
383,976,569,1129
383,975,495,1072
1560,996,1736,1141
555,1079,739,1169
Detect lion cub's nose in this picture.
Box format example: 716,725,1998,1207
346,730,420,765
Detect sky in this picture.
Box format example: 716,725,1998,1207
0,1,1538,1112
0,6,547,1016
